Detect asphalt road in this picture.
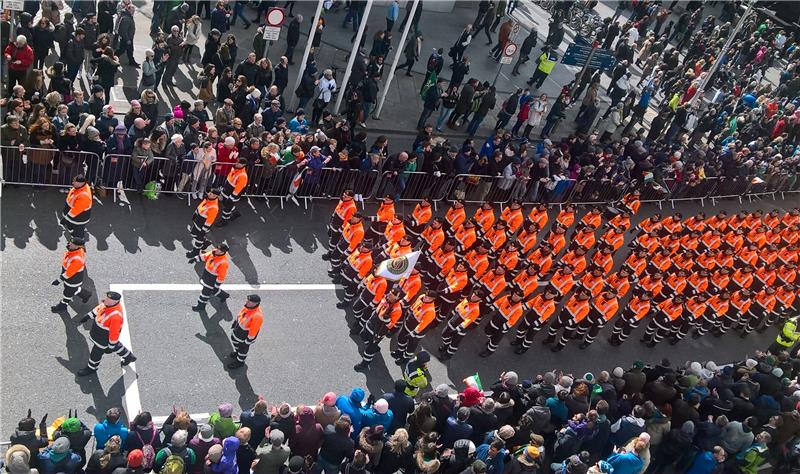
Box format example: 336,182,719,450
0,187,789,434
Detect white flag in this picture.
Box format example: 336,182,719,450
376,251,421,281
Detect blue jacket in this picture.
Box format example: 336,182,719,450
387,2,399,21
336,388,365,437
93,419,129,449
605,451,644,474
687,451,718,474
38,449,82,474
360,407,394,432
475,443,505,474
211,436,239,474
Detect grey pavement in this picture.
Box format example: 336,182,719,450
1,186,791,434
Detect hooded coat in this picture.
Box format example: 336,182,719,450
291,408,324,458
336,388,366,437
211,437,239,474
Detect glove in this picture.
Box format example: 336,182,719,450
40,413,48,425
52,279,61,286
78,314,91,324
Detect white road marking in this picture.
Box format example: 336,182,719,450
108,283,342,419
112,290,142,420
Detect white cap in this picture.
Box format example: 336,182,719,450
224,136,236,146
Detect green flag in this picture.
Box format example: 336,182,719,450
420,71,437,98
464,373,482,391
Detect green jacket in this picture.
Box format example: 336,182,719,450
208,412,238,439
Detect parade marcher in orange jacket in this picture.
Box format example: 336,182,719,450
187,189,221,258
60,175,93,239
228,294,265,369
51,237,92,313
191,243,231,311
438,291,483,360
77,291,136,376
217,158,249,227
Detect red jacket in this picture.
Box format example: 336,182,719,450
4,43,34,72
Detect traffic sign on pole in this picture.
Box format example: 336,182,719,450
266,7,286,26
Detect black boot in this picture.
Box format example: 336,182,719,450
353,361,370,371
51,302,68,313
192,302,206,311
77,367,97,376
218,291,230,302
514,346,528,354
227,360,245,369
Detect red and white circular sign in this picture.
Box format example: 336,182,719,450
267,7,285,26
503,42,518,57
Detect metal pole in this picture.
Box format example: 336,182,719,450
689,0,755,108
334,0,375,114
491,21,520,87
569,44,597,97
289,0,325,111
374,0,420,119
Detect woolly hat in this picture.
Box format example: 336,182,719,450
559,376,573,390
218,403,233,418
208,445,223,463
374,399,389,415
86,126,100,139
130,99,141,108
543,372,556,384
613,367,624,378
224,136,236,146
773,368,784,378
689,362,703,374
745,359,758,369
5,445,31,474
497,425,515,440
633,360,645,370
322,392,337,407
52,437,70,454
127,450,143,468
60,417,81,433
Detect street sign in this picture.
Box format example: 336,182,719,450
2,0,23,10
503,42,518,57
561,42,616,70
511,21,521,35
263,26,281,41
500,55,513,64
266,7,285,26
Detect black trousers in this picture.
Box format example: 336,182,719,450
88,341,132,370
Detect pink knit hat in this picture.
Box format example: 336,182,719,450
322,392,336,407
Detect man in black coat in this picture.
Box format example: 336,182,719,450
284,15,302,64
468,398,499,443
382,380,416,434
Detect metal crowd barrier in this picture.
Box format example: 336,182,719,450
1,146,101,188
298,168,380,204
2,146,797,211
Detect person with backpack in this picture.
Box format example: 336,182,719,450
153,430,197,474
736,431,770,474
126,413,162,472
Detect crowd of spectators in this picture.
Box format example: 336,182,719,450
8,349,800,474
0,0,798,204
